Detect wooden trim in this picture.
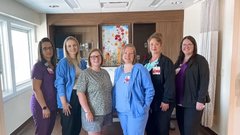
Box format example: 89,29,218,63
47,11,184,26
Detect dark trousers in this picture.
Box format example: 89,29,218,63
60,90,82,135
176,105,203,135
146,104,174,135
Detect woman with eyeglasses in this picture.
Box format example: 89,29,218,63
175,36,210,135
55,36,87,135
77,49,113,135
30,37,57,135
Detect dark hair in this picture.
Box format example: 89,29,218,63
176,35,198,64
121,44,137,64
88,48,103,67
37,37,56,66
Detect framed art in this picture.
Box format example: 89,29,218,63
99,24,131,66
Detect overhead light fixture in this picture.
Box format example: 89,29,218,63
49,5,59,8
64,0,80,9
149,0,166,7
100,1,129,8
171,1,183,5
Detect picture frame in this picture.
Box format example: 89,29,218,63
99,24,131,66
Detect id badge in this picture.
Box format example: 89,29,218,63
152,66,160,75
47,67,54,74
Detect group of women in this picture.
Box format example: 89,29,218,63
30,32,210,135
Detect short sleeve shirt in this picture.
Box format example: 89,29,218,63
31,62,57,110
76,68,112,115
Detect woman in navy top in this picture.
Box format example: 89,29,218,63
55,36,87,135
30,37,57,135
113,44,154,135
143,33,176,135
175,36,210,135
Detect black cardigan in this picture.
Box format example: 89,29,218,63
175,54,210,107
143,54,176,111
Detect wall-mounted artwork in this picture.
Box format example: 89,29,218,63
99,24,131,66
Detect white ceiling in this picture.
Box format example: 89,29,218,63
15,0,202,14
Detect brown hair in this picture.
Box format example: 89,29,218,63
176,35,198,64
88,48,104,67
37,37,56,66
147,32,163,52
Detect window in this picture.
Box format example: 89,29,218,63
0,15,35,99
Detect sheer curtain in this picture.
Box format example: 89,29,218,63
199,0,219,127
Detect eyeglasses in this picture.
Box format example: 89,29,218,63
90,55,101,59
42,47,53,51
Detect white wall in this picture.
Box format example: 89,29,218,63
183,1,202,43
227,0,240,134
0,0,40,25
0,0,47,134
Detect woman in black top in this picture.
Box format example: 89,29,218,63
175,36,210,135
143,32,176,135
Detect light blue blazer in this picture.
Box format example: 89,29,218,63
113,63,155,117
55,58,87,108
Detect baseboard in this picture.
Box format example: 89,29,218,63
10,116,33,135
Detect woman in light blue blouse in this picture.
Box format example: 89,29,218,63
55,36,87,135
113,44,155,135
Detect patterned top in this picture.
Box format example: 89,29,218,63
76,68,112,115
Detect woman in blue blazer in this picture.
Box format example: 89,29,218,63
55,36,87,135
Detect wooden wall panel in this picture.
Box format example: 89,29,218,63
156,21,183,62
47,11,183,62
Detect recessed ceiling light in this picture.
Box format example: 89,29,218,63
171,1,182,5
49,5,59,8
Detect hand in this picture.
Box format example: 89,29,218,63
42,107,50,119
62,103,72,116
85,111,94,122
196,102,205,111
160,102,169,111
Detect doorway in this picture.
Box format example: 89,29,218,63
133,23,156,63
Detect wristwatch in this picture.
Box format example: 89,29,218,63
42,106,47,110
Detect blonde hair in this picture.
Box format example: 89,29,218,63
63,36,81,65
121,44,137,64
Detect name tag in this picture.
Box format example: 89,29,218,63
152,66,160,75
47,67,54,74
124,75,130,84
